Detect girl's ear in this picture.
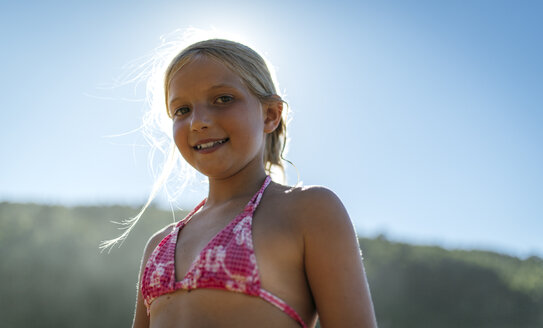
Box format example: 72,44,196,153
263,97,283,133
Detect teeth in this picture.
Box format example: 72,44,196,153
195,139,227,150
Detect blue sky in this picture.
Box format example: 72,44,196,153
1,0,542,258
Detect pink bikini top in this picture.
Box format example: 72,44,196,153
141,176,307,327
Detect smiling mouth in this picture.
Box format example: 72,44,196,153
194,138,229,150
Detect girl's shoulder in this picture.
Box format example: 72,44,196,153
266,182,351,230
143,222,176,260
272,183,344,207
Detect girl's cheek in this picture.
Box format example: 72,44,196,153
172,120,184,135
172,122,187,148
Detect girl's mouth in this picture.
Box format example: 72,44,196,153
194,138,229,150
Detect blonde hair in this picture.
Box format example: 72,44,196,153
164,39,287,174
100,36,288,252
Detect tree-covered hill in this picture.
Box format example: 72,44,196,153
1,202,541,327
359,236,543,327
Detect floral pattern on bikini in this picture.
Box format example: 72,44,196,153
140,176,308,327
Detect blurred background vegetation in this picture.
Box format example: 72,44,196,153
1,202,542,328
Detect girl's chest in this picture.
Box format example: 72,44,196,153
173,202,304,284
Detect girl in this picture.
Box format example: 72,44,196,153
125,38,376,327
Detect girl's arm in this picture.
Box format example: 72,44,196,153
300,187,378,328
132,226,173,328
132,270,150,328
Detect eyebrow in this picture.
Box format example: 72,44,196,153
168,83,239,105
208,83,238,90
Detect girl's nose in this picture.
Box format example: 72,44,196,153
190,105,211,131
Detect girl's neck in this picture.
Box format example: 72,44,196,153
205,167,268,208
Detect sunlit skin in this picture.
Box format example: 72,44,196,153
132,56,377,328
168,56,270,185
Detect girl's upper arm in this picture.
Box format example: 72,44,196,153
132,225,173,328
300,187,377,328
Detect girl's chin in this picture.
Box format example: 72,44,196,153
193,165,234,178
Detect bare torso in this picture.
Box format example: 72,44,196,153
146,182,318,328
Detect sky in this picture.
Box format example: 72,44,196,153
1,0,542,259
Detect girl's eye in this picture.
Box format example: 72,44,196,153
174,106,190,116
216,95,233,104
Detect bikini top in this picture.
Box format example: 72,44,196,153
141,176,307,328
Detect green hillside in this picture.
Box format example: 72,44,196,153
1,202,541,327
359,236,543,327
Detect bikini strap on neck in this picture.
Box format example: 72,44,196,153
245,175,271,214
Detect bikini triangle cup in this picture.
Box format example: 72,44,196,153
141,176,308,327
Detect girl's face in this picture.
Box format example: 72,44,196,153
167,56,267,179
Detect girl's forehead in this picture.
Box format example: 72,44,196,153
168,56,248,100
173,56,240,82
